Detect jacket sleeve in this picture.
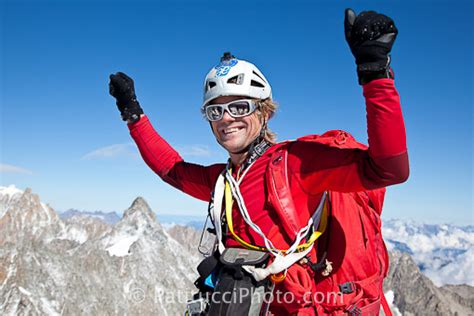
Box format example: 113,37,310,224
292,78,409,193
128,116,223,202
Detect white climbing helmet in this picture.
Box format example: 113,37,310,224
202,52,272,108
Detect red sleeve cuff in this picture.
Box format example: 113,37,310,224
127,115,149,131
362,78,395,96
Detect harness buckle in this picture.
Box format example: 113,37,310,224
339,282,355,294
347,305,362,316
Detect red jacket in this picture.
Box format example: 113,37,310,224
129,78,408,248
128,78,408,313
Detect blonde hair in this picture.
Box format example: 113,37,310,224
256,98,278,144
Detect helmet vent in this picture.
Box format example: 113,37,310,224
205,80,216,93
251,80,265,88
227,74,244,85
252,70,267,83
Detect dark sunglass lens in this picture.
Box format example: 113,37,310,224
228,101,251,116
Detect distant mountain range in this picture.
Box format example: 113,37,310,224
59,209,121,225
1,185,473,315
59,209,206,229
383,218,474,287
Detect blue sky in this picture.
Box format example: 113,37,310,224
1,0,472,225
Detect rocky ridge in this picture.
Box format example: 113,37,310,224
384,251,474,315
0,187,200,315
0,186,473,315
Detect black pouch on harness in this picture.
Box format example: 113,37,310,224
207,248,272,316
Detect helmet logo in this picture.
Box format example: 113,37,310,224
215,59,238,77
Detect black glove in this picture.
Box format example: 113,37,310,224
109,72,144,123
344,8,398,85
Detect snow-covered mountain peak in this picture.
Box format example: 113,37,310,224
102,197,165,257
0,185,25,218
0,187,200,315
120,197,160,231
0,187,63,245
0,184,24,197
126,197,154,215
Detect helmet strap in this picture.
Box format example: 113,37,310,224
232,117,270,171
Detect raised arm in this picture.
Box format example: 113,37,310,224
109,72,223,202
293,9,409,193
128,116,224,201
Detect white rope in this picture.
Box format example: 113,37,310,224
212,172,226,254
224,164,327,256
225,168,281,255
214,161,327,259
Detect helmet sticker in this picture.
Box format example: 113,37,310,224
215,59,238,77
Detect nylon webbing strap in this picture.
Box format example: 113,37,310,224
225,181,267,252
225,176,329,254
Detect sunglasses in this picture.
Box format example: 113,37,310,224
203,99,258,122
